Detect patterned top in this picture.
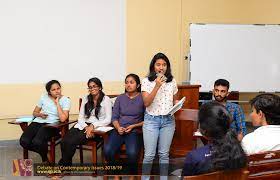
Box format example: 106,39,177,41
225,101,247,135
33,94,71,123
142,77,178,116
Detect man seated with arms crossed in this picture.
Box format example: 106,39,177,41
242,93,280,155
211,79,247,141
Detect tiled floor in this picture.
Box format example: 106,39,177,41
0,140,183,179
0,140,106,179
0,123,254,179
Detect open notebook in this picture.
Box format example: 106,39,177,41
15,116,34,123
95,126,114,132
165,97,186,116
15,116,58,124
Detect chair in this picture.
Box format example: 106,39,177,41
247,150,280,179
77,98,104,165
227,91,240,104
184,169,249,180
9,119,75,163
107,95,144,163
101,130,144,179
117,128,144,162
114,128,144,176
170,109,199,157
44,120,75,163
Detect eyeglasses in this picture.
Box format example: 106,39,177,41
87,85,99,90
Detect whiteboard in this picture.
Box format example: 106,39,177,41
0,0,126,83
190,24,280,92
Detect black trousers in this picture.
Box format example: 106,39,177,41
19,122,59,162
58,127,101,166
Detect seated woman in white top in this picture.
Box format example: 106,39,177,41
242,93,280,155
58,77,112,166
20,80,71,163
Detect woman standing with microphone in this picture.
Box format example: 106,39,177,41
141,53,178,180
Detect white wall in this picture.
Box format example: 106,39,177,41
0,0,126,83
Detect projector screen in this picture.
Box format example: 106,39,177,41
0,0,126,83
190,24,280,92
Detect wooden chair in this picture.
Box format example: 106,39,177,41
184,169,249,180
228,91,240,103
114,128,144,176
103,95,144,178
117,128,144,162
170,109,198,157
77,98,104,165
101,130,144,179
44,120,75,163
9,119,75,163
247,150,280,179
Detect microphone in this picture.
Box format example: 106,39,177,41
156,72,167,82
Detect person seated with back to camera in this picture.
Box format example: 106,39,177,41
58,77,112,166
182,101,247,176
20,80,70,164
104,73,145,175
242,93,280,155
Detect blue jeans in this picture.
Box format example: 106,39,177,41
104,129,142,174
142,113,175,179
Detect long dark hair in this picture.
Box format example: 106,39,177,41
147,52,173,83
84,77,105,119
199,102,247,171
125,73,141,92
250,93,280,125
45,80,61,95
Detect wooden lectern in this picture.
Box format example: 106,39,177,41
177,85,201,109
170,85,201,157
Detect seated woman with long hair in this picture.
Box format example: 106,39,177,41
20,80,71,163
182,101,247,176
58,77,112,166
104,73,145,175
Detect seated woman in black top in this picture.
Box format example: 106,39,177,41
182,101,247,176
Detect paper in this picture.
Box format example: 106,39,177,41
95,126,114,132
15,116,34,123
32,117,59,124
166,97,186,115
194,130,202,136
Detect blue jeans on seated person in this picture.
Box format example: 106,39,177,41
104,129,142,175
142,113,175,180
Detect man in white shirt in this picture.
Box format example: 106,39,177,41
242,93,280,155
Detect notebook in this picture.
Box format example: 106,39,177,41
15,116,34,123
95,126,114,132
166,97,186,115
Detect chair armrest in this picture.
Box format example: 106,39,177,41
45,120,77,129
94,127,113,143
8,120,24,125
134,127,143,134
8,120,28,131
